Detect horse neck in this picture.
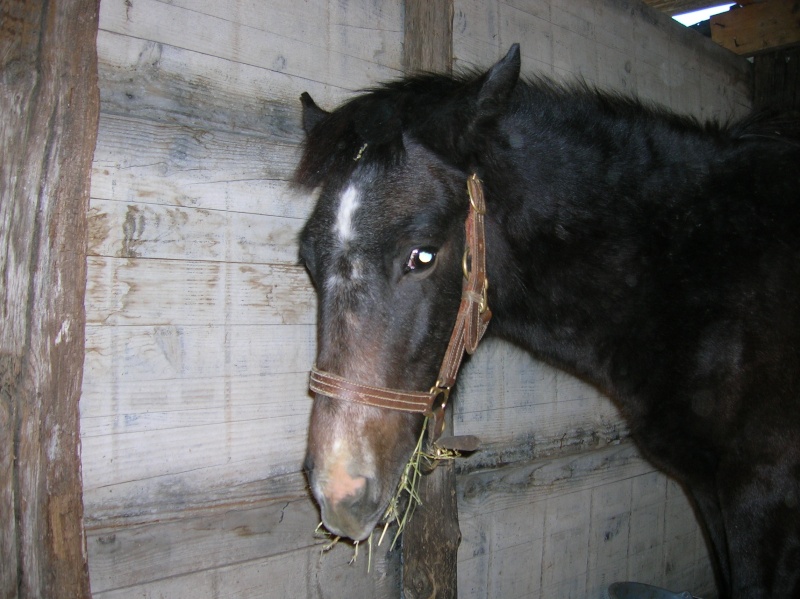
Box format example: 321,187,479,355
477,100,723,394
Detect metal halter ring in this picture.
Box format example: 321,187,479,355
428,381,451,413
467,174,486,214
462,247,471,280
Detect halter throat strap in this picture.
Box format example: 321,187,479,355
309,174,492,444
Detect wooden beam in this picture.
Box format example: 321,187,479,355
401,462,461,599
402,4,458,598
711,0,800,56
754,46,800,110
0,0,100,596
404,0,453,74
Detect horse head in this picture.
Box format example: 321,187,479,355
295,47,520,540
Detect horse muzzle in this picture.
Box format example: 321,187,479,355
308,463,384,541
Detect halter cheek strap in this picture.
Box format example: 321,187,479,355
309,174,492,447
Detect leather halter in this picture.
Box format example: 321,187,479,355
309,174,492,445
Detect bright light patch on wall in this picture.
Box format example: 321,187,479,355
673,3,735,26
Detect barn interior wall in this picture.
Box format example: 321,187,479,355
83,1,405,596
81,0,750,597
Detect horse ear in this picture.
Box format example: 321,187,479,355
300,92,329,134
476,44,521,120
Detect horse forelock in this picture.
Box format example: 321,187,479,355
294,72,485,190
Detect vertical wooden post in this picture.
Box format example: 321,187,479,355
403,0,453,75
402,3,458,598
753,46,800,112
1,0,100,597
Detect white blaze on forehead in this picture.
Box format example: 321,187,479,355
335,184,360,245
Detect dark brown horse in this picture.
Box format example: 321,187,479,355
295,45,800,598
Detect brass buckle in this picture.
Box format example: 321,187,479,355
461,248,489,314
428,381,451,412
479,278,489,314
467,174,486,215
426,382,450,442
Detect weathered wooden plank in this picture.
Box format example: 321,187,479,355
99,0,401,91
84,323,314,382
80,369,308,422
82,461,312,526
452,0,501,70
0,0,98,596
458,441,651,513
80,373,311,441
404,0,453,74
754,46,800,112
91,527,401,598
85,256,315,327
85,466,399,596
80,397,311,492
711,0,800,56
456,443,715,598
91,113,311,218
88,491,313,593
97,30,350,140
82,424,306,503
165,0,404,71
81,321,315,511
88,197,303,265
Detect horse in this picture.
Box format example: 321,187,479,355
294,45,800,598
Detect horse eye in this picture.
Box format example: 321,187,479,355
404,247,437,274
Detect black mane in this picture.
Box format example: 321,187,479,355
294,68,773,191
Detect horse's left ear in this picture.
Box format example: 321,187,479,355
300,92,329,134
476,44,521,121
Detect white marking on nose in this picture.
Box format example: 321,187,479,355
335,185,360,245
327,462,366,504
317,418,374,505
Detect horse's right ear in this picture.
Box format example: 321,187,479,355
476,44,521,121
300,92,329,134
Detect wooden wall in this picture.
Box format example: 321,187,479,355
82,0,751,597
83,1,404,596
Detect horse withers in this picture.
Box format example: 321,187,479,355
295,45,800,598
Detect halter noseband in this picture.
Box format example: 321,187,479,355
309,174,492,445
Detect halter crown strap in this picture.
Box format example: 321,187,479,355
309,174,492,444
